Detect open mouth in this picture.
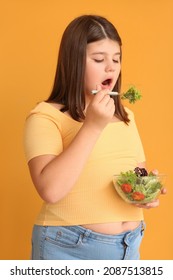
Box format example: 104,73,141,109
102,79,112,88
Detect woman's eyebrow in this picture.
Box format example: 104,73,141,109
91,52,121,55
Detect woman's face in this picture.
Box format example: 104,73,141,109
84,38,121,99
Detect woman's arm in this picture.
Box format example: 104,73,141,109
28,90,115,203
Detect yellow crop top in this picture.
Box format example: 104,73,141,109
24,102,146,226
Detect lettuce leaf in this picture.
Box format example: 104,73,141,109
121,86,142,104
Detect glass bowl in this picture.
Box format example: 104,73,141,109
113,172,166,204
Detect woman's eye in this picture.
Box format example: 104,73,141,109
94,59,104,63
113,59,120,63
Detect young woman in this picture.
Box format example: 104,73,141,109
24,15,165,260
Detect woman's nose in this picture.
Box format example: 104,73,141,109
105,61,115,72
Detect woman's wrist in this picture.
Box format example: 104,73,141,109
82,121,103,137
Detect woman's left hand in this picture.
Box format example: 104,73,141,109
136,187,167,209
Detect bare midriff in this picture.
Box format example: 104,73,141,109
81,221,141,235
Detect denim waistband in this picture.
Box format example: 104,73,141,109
62,221,145,244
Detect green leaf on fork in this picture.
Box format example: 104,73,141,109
121,86,142,104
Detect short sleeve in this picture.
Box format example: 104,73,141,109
24,113,63,162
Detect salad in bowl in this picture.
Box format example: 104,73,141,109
113,167,165,204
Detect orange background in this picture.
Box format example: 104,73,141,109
0,0,172,259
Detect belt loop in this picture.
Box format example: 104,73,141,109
82,228,91,243
83,228,92,238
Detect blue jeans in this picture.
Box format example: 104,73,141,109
31,221,145,260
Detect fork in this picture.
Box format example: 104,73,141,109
91,90,120,96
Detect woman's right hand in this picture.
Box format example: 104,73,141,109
84,87,115,132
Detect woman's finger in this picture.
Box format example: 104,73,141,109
136,199,160,209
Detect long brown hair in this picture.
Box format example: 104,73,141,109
46,15,129,124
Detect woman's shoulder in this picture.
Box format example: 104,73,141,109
27,101,64,119
26,101,80,127
25,101,65,134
